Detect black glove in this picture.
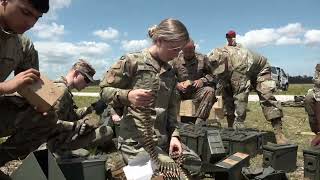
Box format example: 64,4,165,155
91,99,108,115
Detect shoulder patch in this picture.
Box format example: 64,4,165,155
106,70,116,84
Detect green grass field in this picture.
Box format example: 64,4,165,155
80,83,313,95
274,83,313,95
244,103,309,180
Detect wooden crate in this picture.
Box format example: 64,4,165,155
179,96,224,120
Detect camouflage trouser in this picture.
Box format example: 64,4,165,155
305,88,320,133
224,69,283,125
0,96,57,167
48,125,114,153
119,141,202,177
180,86,216,120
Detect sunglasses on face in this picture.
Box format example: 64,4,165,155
84,76,91,84
162,41,187,52
78,71,91,84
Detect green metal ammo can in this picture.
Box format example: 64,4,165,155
58,158,106,180
179,123,206,156
303,146,320,180
202,129,226,164
263,143,298,172
221,129,259,157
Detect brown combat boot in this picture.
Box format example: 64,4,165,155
271,118,289,144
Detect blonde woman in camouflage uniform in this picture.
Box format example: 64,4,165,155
100,18,202,178
207,40,289,144
305,64,320,146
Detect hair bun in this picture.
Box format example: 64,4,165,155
148,25,158,38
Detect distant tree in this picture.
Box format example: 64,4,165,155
289,75,313,84
91,80,100,86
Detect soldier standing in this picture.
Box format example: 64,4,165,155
171,39,216,125
207,32,289,144
0,0,59,168
305,64,320,146
225,30,242,47
100,18,202,178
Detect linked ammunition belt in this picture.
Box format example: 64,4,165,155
140,107,189,179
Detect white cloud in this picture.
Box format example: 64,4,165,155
34,41,113,79
121,39,151,52
276,37,301,45
93,28,120,40
34,41,111,62
304,30,320,46
50,0,72,10
237,23,319,48
46,0,72,20
31,0,72,39
195,43,200,50
238,28,280,47
276,23,304,37
32,22,65,40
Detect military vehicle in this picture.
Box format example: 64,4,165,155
271,66,289,91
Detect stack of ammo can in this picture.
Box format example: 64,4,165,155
179,123,286,179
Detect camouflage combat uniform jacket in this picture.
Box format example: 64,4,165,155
312,64,320,99
208,46,283,122
305,64,320,133
54,77,91,122
171,52,215,87
100,49,179,153
0,31,45,137
0,31,39,84
171,52,216,120
0,31,57,166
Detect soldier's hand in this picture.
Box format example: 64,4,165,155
169,137,182,155
0,68,40,94
311,134,320,146
111,114,121,122
176,82,188,93
193,79,204,89
128,89,154,107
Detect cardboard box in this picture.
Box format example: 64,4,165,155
17,74,64,112
179,96,224,119
179,99,197,117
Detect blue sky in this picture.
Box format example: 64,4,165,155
27,0,320,80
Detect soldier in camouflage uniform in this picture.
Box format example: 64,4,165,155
171,40,216,125
47,60,113,155
0,0,58,168
207,34,289,144
304,64,320,146
100,19,202,178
